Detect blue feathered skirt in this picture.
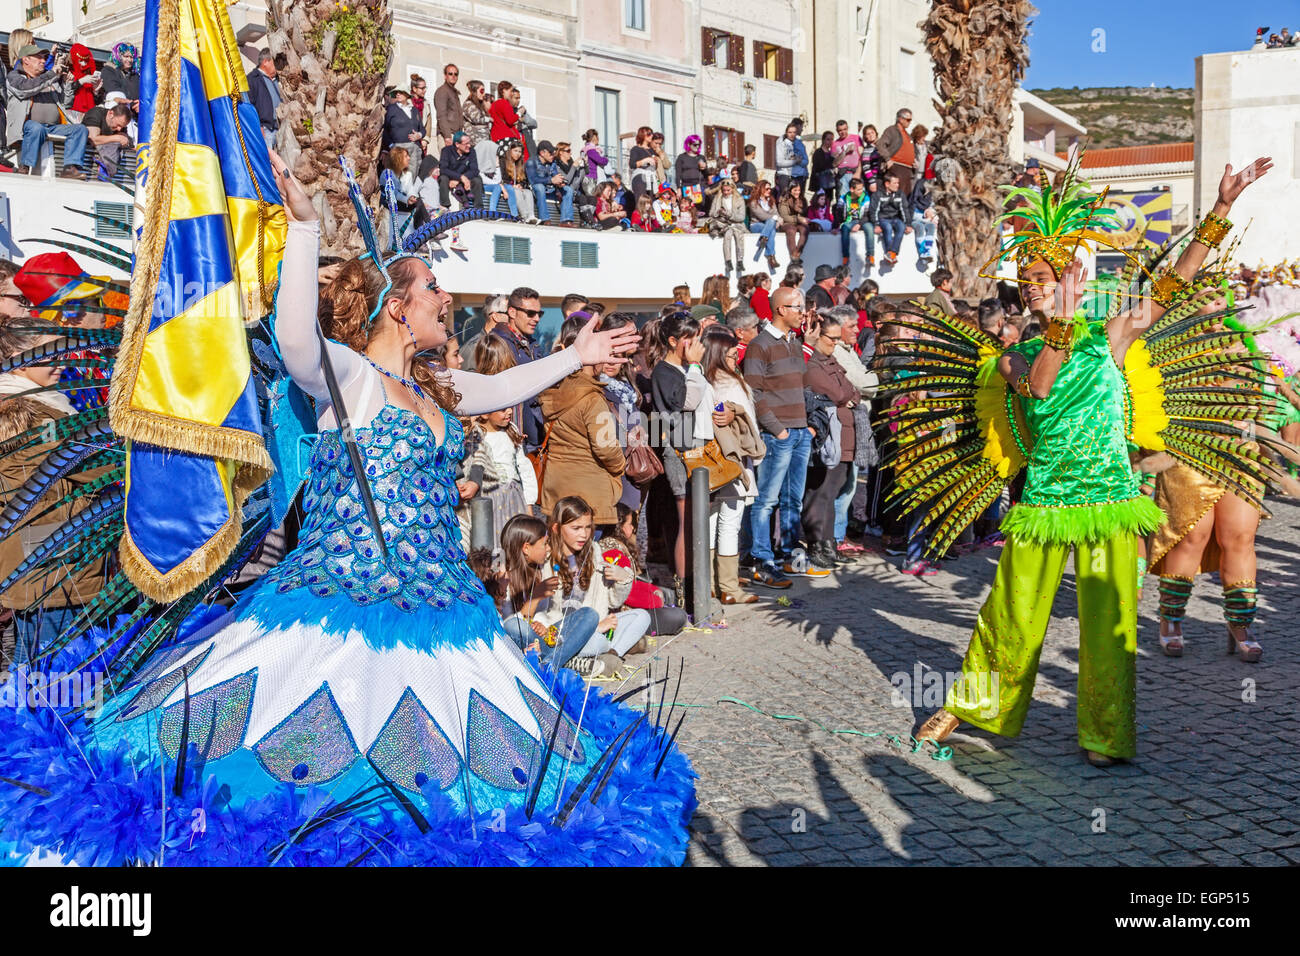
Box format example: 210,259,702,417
0,588,696,866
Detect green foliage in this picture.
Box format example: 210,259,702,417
312,3,392,75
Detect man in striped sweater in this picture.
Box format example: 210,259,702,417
742,285,823,587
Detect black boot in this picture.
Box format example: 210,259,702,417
734,260,744,277
724,260,733,278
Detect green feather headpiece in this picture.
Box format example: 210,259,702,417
990,154,1122,278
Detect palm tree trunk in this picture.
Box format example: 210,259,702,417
922,0,1036,298
265,0,393,258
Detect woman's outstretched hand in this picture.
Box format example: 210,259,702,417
572,315,640,367
270,150,318,224
1217,157,1273,207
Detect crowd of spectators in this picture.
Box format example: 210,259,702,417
443,262,1042,678
1,33,141,180
1253,26,1299,49
375,64,941,276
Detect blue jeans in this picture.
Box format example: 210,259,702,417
749,219,778,257
905,513,928,565
532,183,574,222
841,222,875,262
836,170,857,199
833,462,858,541
488,183,520,216
749,427,812,565
21,120,89,170
912,211,935,257
878,218,905,255
502,607,598,671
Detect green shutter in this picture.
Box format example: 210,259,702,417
560,241,599,269
493,235,531,264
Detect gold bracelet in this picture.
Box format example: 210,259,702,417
1015,372,1033,399
1194,211,1231,249
1151,269,1193,308
1042,316,1073,352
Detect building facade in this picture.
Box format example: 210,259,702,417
1195,47,1300,268
795,0,940,145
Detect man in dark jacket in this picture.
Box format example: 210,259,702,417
383,88,425,161
870,171,913,264
875,107,915,196
245,49,280,152
438,131,484,208
491,286,546,450
526,141,575,224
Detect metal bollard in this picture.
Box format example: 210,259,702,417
469,496,495,552
688,465,711,624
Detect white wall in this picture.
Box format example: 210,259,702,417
1196,48,1300,265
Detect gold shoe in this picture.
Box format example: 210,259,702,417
916,708,959,743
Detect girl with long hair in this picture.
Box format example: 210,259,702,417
700,273,733,315
649,312,705,602
594,181,627,229
631,193,658,232
468,406,537,543
629,125,658,199
747,180,782,272
547,497,650,677
777,180,810,265
701,325,762,604
498,513,601,671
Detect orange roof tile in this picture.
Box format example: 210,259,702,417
1054,143,1194,168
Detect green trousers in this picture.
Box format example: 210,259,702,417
945,532,1138,759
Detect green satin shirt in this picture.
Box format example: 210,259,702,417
1009,322,1138,508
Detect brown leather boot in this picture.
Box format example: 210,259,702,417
717,553,757,605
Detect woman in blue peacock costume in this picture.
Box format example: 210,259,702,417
0,154,696,866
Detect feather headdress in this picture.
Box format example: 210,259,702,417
989,152,1123,278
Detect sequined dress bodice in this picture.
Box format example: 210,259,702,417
256,404,486,614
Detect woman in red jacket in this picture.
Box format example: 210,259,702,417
489,81,527,160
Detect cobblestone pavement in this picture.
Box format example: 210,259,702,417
621,498,1300,866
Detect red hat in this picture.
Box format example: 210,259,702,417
13,252,123,325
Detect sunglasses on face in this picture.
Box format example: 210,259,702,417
514,307,543,319
0,292,33,309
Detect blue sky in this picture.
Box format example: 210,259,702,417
1024,0,1300,89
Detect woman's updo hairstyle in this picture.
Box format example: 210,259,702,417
319,256,461,412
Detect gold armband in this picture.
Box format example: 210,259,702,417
1015,372,1034,399
1194,211,1231,250
1042,317,1074,352
1151,269,1193,309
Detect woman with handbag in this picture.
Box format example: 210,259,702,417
702,326,764,605
537,323,627,527
649,311,707,604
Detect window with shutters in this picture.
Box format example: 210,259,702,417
763,135,778,171
93,201,134,239
751,41,794,84
701,28,745,74
704,125,744,163
493,236,532,265
560,242,600,269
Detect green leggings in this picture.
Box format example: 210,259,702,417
946,532,1138,758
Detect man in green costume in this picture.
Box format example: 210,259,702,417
917,156,1273,766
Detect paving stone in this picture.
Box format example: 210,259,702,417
650,498,1300,866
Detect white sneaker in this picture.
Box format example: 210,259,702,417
450,228,467,252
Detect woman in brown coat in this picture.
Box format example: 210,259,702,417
801,311,857,571
537,365,627,526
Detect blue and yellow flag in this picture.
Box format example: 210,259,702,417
109,0,286,601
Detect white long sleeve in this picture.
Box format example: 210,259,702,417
275,218,582,428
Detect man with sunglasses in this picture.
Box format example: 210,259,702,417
434,63,463,148
0,259,31,320
490,286,546,450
